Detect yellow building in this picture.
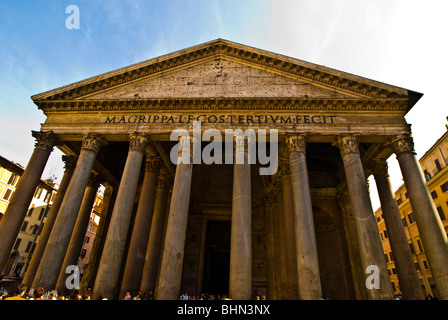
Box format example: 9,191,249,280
0,155,57,277
375,126,448,298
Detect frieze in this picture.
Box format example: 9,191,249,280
103,113,337,125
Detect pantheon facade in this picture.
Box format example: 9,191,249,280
1,39,447,300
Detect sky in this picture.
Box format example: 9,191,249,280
0,0,447,210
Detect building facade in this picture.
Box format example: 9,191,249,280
0,155,56,277
0,39,446,300
376,126,448,298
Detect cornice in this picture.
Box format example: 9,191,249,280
32,39,411,104
36,97,409,113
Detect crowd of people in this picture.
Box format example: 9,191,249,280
0,285,264,300
0,285,93,300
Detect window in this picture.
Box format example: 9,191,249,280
88,223,93,231
437,206,446,221
396,198,403,206
409,242,416,254
84,236,90,244
402,217,408,227
37,207,45,221
25,241,33,253
423,260,429,270
34,186,44,199
431,190,438,199
417,239,424,252
44,191,52,203
2,188,12,201
31,224,39,235
383,229,388,238
20,221,28,232
435,159,442,172
27,206,34,217
80,248,87,259
408,212,416,224
13,238,22,250
7,172,18,186
442,181,448,193
424,170,431,181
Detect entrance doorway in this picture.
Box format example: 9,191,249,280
202,220,231,296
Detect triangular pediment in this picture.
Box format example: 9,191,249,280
32,39,421,112
81,58,351,100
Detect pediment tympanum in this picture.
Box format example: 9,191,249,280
82,58,350,100
31,39,421,114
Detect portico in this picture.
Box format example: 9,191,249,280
1,39,444,300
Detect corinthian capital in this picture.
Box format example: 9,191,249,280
336,135,359,156
145,156,163,173
32,130,59,152
81,133,107,154
391,134,415,155
369,159,389,177
157,173,172,189
62,155,78,173
286,135,307,154
129,133,149,153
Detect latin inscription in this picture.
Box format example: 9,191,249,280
104,114,336,125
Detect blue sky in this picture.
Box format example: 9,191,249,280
1,0,447,209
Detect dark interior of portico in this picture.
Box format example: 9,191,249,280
73,138,378,299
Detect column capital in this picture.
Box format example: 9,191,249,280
87,171,102,188
233,134,250,153
61,155,78,173
286,134,307,154
335,135,360,156
157,173,172,189
277,158,290,176
390,134,415,155
145,156,163,173
129,133,149,153
370,159,389,177
32,130,59,152
82,133,107,154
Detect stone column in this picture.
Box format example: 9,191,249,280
120,156,162,298
278,160,299,299
79,183,116,296
33,133,106,291
0,131,58,273
92,133,149,300
371,159,424,300
155,136,194,300
263,183,278,300
55,171,102,294
391,134,448,300
229,135,252,300
287,135,322,300
140,172,171,296
22,155,77,289
336,135,393,300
